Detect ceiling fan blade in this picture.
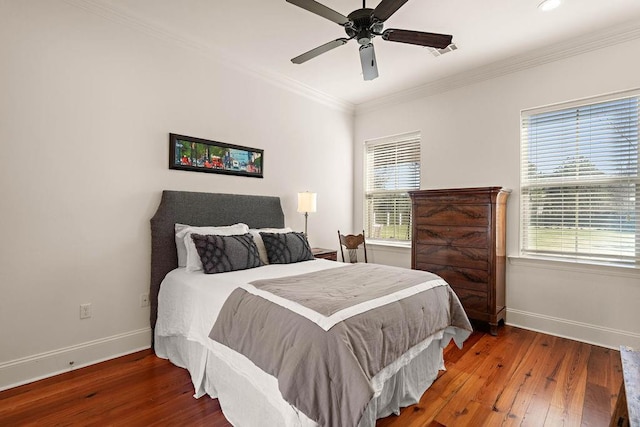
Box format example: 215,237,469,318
372,0,410,22
286,0,349,25
291,38,350,64
382,29,452,49
359,43,379,81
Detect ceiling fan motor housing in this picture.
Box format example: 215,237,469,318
346,8,383,45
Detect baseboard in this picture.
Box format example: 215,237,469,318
506,308,640,350
0,327,151,391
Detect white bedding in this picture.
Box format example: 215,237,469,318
155,259,463,426
156,259,347,343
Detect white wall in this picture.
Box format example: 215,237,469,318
354,37,640,349
0,0,353,389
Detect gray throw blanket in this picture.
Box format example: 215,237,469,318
248,263,444,319
209,263,472,427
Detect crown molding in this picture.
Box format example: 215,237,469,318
61,0,355,115
58,0,640,117
355,19,640,116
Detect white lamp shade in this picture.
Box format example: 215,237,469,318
297,192,317,213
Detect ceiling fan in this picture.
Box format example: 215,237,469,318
286,0,453,81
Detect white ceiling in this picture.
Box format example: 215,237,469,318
93,0,640,106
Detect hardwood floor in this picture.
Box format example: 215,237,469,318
0,326,622,426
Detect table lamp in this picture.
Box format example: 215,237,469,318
297,191,317,237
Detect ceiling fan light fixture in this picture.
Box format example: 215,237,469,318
538,0,561,12
359,43,379,81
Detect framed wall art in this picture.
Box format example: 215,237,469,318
169,133,263,178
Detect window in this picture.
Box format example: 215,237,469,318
364,132,421,244
520,91,639,265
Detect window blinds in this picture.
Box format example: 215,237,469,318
364,132,420,243
520,92,639,264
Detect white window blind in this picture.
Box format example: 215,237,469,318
364,132,420,243
520,91,639,265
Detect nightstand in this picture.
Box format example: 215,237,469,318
312,248,337,261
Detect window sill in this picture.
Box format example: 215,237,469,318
366,240,412,250
508,255,639,279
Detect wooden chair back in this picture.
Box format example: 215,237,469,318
338,230,368,263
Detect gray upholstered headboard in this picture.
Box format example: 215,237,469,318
149,190,285,339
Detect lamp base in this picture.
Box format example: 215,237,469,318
304,212,308,237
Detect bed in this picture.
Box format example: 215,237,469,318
150,190,472,427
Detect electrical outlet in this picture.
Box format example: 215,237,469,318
80,303,92,319
140,293,149,308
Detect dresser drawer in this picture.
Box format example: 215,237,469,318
415,204,490,226
415,225,488,248
411,192,493,205
415,244,488,270
452,288,488,313
415,263,489,292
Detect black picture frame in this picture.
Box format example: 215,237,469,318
169,133,263,179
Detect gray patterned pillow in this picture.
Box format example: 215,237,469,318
191,233,263,274
260,231,314,264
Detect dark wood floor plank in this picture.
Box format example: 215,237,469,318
382,331,503,426
0,326,620,427
480,333,559,426
0,350,226,426
602,347,624,413
472,327,538,408
4,361,185,424
582,346,623,427
546,340,591,426
519,335,579,427
433,327,538,426
582,359,608,425
442,329,484,364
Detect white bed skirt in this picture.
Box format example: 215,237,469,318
155,331,449,427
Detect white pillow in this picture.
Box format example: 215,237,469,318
175,223,249,271
249,228,293,264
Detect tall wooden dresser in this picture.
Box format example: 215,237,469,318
409,187,510,335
